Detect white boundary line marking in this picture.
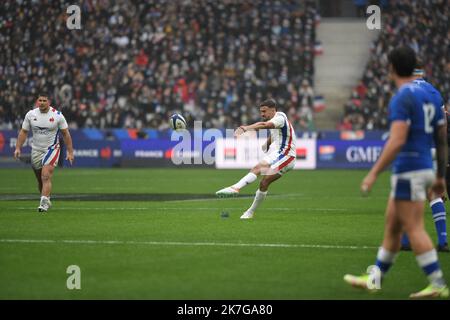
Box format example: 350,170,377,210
0,193,388,203
169,194,304,203
0,239,377,250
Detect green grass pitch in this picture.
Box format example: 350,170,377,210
0,168,448,299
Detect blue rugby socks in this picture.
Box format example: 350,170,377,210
416,249,446,287
429,198,447,246
401,198,447,247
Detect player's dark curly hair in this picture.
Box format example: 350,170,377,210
388,46,416,77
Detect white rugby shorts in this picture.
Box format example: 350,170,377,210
390,169,435,201
261,152,296,176
31,147,61,170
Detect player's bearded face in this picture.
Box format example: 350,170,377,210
260,107,275,121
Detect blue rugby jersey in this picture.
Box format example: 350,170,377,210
388,80,445,173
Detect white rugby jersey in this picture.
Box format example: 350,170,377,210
267,111,297,158
22,107,68,152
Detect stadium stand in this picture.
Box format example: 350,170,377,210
339,0,449,130
0,0,319,131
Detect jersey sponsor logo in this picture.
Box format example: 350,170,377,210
34,126,51,135
49,117,55,122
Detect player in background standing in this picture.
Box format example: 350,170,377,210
14,93,74,212
344,47,448,298
215,99,296,219
400,61,449,252
446,103,450,226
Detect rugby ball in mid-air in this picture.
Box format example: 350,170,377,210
169,113,187,130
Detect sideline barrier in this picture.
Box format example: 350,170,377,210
0,130,387,169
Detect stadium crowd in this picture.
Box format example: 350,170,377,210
340,0,449,131
0,0,319,131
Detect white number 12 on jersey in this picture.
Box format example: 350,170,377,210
423,103,435,133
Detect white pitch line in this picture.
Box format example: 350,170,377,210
168,197,252,203
0,239,377,250
168,193,303,203
4,207,348,212
8,207,151,211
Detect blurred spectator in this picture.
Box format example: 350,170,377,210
298,105,315,131
341,0,449,131
298,79,314,110
0,0,319,131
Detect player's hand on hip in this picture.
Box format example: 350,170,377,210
14,149,21,160
431,177,446,197
66,152,74,165
361,172,377,196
